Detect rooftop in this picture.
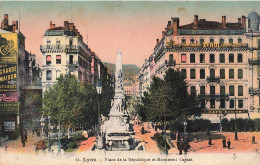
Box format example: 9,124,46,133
180,19,243,30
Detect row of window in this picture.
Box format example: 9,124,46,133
181,68,243,79
180,53,243,63
46,55,74,65
46,70,61,80
181,38,242,44
200,99,244,109
47,40,73,45
190,85,244,96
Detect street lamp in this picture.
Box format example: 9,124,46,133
47,116,51,152
96,79,102,136
183,121,187,134
234,97,238,140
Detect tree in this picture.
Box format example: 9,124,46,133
42,74,99,133
137,68,203,130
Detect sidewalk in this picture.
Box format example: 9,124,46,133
133,122,160,153
75,136,96,153
0,136,8,145
2,131,42,154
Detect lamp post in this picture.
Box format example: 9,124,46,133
234,97,238,140
219,107,222,132
47,116,51,152
183,120,187,134
96,79,102,136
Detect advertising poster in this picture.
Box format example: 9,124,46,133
0,33,18,63
4,121,15,131
0,64,17,91
1,1,260,165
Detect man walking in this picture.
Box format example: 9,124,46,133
252,136,256,144
208,136,212,145
222,137,226,148
227,139,231,149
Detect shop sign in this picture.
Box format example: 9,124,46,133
203,110,248,114
0,33,18,63
0,102,19,114
4,121,15,131
0,64,17,91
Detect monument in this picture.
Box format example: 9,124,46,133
98,50,134,151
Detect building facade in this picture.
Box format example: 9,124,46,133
0,14,40,138
139,12,260,121
40,21,92,95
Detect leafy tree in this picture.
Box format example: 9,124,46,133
42,74,99,131
137,68,202,130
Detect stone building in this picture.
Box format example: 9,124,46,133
139,12,260,121
247,12,260,119
40,21,92,95
0,14,40,138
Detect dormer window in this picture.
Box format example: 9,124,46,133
47,40,51,45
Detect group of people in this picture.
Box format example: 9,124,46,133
177,139,191,155
222,137,231,149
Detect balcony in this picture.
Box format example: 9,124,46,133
206,76,220,83
40,45,79,53
198,94,229,100
248,58,260,65
165,60,175,66
249,88,260,95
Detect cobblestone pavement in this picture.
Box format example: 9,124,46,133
133,122,160,153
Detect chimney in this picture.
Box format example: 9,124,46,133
238,18,241,24
1,14,9,30
241,15,246,28
12,21,18,32
194,15,198,29
222,16,226,29
64,21,69,30
50,21,55,29
167,21,171,30
172,17,179,36
68,23,74,31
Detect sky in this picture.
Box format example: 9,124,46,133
0,1,260,67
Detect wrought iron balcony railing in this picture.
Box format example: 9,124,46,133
198,94,229,100
206,76,220,83
40,45,79,52
249,88,260,95
165,60,175,66
248,58,260,65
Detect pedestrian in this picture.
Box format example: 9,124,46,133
24,129,27,142
208,136,212,145
183,140,190,154
227,139,231,149
5,145,7,151
21,136,25,147
177,139,183,155
252,136,256,144
222,137,226,148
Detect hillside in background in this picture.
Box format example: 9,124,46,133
104,62,140,80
